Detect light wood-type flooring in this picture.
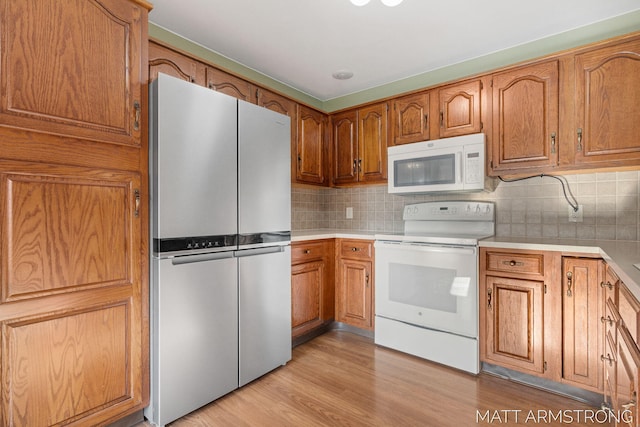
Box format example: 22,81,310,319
138,331,612,426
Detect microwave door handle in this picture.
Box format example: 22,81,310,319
457,152,463,184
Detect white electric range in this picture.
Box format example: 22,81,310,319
374,201,495,374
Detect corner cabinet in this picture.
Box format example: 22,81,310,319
561,257,604,392
335,239,374,330
0,0,151,425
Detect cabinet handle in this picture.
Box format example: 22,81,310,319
622,397,636,411
600,315,614,326
600,354,614,366
303,249,311,254
439,111,444,127
502,260,524,267
353,159,357,174
351,247,361,252
550,132,556,154
566,271,573,297
600,281,613,290
133,101,141,131
577,128,583,152
365,272,370,287
134,189,140,217
358,159,362,173
487,288,492,310
424,114,429,130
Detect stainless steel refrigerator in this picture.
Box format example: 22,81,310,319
146,73,291,427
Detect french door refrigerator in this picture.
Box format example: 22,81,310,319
146,73,291,426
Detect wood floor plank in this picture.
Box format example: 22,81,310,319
138,331,611,426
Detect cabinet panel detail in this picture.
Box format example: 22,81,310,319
291,261,323,330
0,164,137,302
575,39,640,166
0,0,144,146
2,302,131,426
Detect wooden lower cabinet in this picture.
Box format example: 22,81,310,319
291,240,334,339
335,239,374,330
483,275,547,375
561,257,604,391
480,248,562,381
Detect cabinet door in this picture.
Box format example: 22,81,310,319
0,0,147,146
483,275,545,375
358,103,388,183
574,39,640,167
0,161,145,426
438,80,482,138
490,61,559,174
149,41,207,85
291,261,324,337
206,66,257,103
336,259,373,330
296,106,328,185
392,92,430,145
616,325,640,427
333,110,359,185
562,257,603,391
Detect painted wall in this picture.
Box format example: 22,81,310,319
149,10,640,112
293,171,640,241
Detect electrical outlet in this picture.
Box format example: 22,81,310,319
568,205,583,223
346,207,353,219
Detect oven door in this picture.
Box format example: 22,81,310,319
374,240,478,338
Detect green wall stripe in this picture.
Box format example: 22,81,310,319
150,9,640,113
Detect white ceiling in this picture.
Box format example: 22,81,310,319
149,0,640,101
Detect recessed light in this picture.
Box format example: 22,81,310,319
332,70,354,80
350,0,371,5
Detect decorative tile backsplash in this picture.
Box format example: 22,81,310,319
292,171,640,241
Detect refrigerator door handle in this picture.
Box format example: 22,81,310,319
234,246,285,258
171,251,234,265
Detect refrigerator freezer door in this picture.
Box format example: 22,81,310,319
238,245,292,386
149,254,238,426
150,73,238,240
237,100,291,236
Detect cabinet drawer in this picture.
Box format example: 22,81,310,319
292,241,329,263
339,240,373,260
484,251,544,276
602,265,619,305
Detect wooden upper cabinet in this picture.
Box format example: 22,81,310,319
206,66,257,103
437,79,482,138
358,103,388,183
490,61,559,175
296,105,328,185
0,0,147,147
332,103,388,186
333,110,359,185
149,42,206,86
391,91,430,145
574,38,640,167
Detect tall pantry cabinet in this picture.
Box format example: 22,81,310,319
0,0,151,425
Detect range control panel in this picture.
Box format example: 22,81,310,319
403,201,494,221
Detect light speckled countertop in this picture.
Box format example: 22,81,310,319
480,236,640,301
293,230,640,301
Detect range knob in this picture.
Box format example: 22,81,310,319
475,204,481,213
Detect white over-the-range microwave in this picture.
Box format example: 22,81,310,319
387,133,498,194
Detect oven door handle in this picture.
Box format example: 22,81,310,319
376,241,476,255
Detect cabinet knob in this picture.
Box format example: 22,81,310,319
303,249,311,254
351,247,361,252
